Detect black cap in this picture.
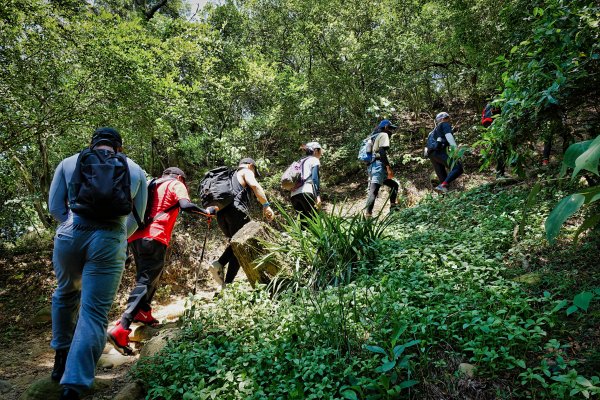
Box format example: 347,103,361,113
91,127,122,149
239,157,261,177
163,167,186,180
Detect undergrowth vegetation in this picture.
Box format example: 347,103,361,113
134,184,600,399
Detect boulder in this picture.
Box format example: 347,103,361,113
458,363,476,378
97,351,136,369
130,325,160,343
114,381,145,400
139,328,180,359
20,377,110,400
231,221,282,287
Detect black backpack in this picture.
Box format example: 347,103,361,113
137,178,180,229
198,166,239,209
68,148,133,220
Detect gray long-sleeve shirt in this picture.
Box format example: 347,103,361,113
48,152,148,238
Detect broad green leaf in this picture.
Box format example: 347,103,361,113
516,359,526,368
566,305,579,316
341,390,358,400
398,380,419,389
376,360,397,373
393,345,405,359
561,139,593,176
391,324,408,344
573,291,594,312
580,186,600,204
576,376,593,387
545,194,585,243
573,135,600,178
403,339,420,348
364,345,387,356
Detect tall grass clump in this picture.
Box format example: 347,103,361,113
263,203,395,291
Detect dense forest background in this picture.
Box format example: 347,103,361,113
1,0,598,241
2,1,600,399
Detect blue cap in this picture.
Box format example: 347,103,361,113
378,119,398,130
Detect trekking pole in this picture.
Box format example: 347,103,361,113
192,212,213,297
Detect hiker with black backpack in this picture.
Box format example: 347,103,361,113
108,167,217,356
281,142,323,224
47,127,147,400
425,112,464,193
203,158,274,288
364,119,400,218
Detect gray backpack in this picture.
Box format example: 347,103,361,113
281,157,309,191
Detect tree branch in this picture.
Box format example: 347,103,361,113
145,0,169,20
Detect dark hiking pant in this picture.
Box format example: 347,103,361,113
429,150,463,185
120,238,167,329
291,193,317,227
216,206,251,283
365,179,399,214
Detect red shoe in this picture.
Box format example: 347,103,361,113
107,322,133,356
133,309,160,326
542,159,549,166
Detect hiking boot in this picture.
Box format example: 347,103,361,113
133,309,159,326
434,184,448,194
60,387,80,400
107,322,133,356
51,349,68,382
208,260,225,286
389,203,401,213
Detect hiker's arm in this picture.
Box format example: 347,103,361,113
311,165,321,197
48,161,68,222
243,170,268,205
379,146,391,167
179,199,216,215
126,167,148,238
441,123,457,147
242,169,274,220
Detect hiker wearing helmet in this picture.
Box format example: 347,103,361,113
108,167,217,356
209,158,274,287
291,142,323,222
365,119,400,218
427,112,464,193
47,127,147,400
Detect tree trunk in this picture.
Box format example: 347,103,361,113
230,221,281,288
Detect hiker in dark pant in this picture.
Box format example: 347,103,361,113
108,167,216,355
428,112,463,193
48,128,147,400
291,141,323,225
209,158,274,288
365,119,400,217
